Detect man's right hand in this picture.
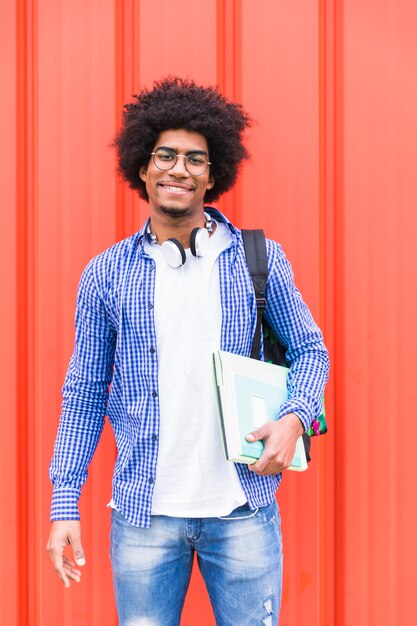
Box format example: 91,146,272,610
46,520,85,588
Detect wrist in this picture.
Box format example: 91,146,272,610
280,412,304,437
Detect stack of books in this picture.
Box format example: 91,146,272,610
213,350,307,471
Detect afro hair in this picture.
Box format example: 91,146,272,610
113,76,251,203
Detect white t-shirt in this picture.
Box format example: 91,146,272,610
145,221,247,517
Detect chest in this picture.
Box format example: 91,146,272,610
115,246,257,357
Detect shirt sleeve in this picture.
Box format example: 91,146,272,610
263,239,330,431
49,259,117,520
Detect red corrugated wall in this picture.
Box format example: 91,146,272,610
1,1,416,624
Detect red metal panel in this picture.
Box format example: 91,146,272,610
336,1,417,624
2,1,417,625
0,1,19,625
36,2,119,624
237,3,328,625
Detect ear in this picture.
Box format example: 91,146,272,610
139,165,147,182
206,176,215,190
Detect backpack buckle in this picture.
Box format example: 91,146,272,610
256,297,266,310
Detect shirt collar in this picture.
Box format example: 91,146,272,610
136,206,239,253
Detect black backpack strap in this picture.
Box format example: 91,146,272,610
241,229,268,360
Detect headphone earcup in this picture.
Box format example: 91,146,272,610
190,227,209,257
161,238,186,268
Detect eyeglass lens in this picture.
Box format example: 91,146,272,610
152,148,209,175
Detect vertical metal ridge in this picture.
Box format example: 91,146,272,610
232,0,242,104
318,0,329,328
215,0,226,89
317,0,327,621
215,0,242,224
115,0,127,241
115,0,140,242
333,0,346,624
318,1,337,625
0,1,19,622
216,0,242,95
16,0,37,623
231,0,243,226
15,0,28,622
31,4,40,623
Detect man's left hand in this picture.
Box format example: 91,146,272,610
246,412,304,475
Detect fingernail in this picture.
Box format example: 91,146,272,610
246,433,255,441
76,558,86,566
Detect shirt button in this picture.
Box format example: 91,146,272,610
151,434,157,442
147,303,153,310
148,477,154,485
150,347,155,354
151,391,158,398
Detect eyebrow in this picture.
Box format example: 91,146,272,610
156,146,208,157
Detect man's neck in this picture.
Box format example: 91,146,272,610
149,208,208,249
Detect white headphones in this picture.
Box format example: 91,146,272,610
147,212,214,268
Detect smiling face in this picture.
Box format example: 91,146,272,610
139,129,214,222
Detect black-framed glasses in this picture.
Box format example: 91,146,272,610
151,147,211,176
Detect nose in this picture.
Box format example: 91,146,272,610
170,154,189,176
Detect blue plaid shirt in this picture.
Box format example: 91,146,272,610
50,208,329,527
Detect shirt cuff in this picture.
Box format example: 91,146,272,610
50,487,81,521
277,398,313,432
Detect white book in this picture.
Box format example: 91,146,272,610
213,350,307,472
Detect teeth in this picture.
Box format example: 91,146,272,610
162,185,191,192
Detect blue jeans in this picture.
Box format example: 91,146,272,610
110,501,282,626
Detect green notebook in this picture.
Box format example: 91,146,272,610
213,350,307,471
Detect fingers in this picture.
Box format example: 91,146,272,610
48,541,71,588
248,446,286,475
248,451,290,476
46,521,85,588
246,421,295,475
246,423,271,443
71,539,86,567
246,423,276,474
63,556,82,584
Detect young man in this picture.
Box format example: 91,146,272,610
47,77,329,626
